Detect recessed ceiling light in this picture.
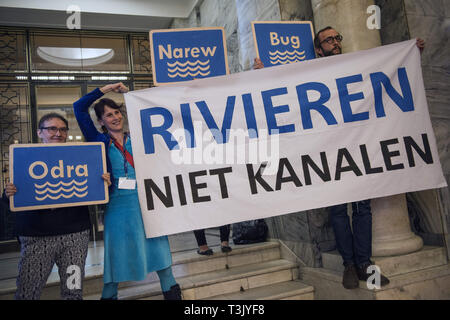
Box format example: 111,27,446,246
37,47,114,67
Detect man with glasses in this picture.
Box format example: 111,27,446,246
255,26,425,290
37,116,70,143
2,113,101,299
314,26,388,290
314,26,425,290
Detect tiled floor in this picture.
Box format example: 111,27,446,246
0,229,223,291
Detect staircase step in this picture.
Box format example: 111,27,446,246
171,241,281,278
207,280,314,300
300,263,450,299
115,242,282,292
322,246,447,276
84,259,298,300
0,241,280,300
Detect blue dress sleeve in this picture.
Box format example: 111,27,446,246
74,88,115,192
73,88,106,143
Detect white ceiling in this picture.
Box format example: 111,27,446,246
0,0,200,32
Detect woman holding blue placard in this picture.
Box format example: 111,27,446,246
3,113,93,300
73,83,181,300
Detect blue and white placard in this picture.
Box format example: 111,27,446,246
9,142,108,211
252,21,315,67
149,27,229,86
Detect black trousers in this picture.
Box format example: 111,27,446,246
193,225,230,246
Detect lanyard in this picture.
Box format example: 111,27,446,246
110,134,135,177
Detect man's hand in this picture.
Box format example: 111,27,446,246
100,82,129,94
5,182,17,198
416,38,425,54
253,58,264,70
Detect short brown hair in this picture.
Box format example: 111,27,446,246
38,113,68,129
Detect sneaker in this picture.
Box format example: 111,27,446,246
342,264,359,289
357,262,390,287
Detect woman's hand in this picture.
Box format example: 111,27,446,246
4,182,17,198
102,173,112,187
100,82,129,94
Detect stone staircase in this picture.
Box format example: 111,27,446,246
0,240,314,300
2,238,448,300
300,246,450,299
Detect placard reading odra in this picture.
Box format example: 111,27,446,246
9,142,109,212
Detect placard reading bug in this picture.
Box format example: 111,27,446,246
149,27,229,86
9,142,109,211
252,21,315,68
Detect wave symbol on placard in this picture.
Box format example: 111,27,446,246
167,60,211,78
34,179,88,201
269,49,306,65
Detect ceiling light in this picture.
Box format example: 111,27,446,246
37,47,114,67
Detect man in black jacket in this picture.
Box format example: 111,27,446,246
315,26,424,290
255,26,425,290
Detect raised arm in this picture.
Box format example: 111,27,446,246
73,83,128,142
100,82,128,95
73,87,105,142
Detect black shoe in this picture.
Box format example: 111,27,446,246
221,246,232,253
197,249,213,256
342,264,359,289
357,262,390,287
163,283,182,300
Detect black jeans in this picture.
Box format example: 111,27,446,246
193,225,230,247
330,200,372,267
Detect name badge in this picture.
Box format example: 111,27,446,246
118,177,136,190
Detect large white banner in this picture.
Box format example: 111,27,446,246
125,40,447,238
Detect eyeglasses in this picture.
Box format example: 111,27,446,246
321,35,343,45
40,126,69,134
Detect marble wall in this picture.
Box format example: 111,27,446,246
311,0,382,52
170,0,450,265
170,0,330,267
235,0,281,71
273,0,450,265
170,0,282,72
235,0,335,267
171,0,241,73
377,0,450,258
404,0,450,257
279,0,314,22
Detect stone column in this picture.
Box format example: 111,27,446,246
371,194,423,256
311,0,423,257
311,0,381,52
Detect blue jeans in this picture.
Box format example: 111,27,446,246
330,200,372,267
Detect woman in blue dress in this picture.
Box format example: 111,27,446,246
73,82,181,300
